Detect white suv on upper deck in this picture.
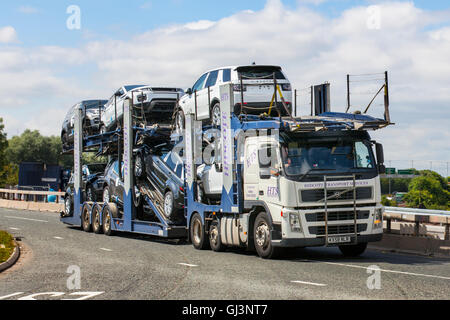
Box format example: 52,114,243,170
174,65,292,131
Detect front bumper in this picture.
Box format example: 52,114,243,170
272,233,383,248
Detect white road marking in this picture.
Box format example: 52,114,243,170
5,216,48,223
9,227,20,230
0,292,24,300
291,280,327,287
53,236,64,240
61,292,105,300
178,263,198,267
100,248,113,252
319,261,450,281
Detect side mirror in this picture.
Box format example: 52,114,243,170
186,88,193,95
375,143,384,165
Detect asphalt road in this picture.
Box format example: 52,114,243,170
1,208,449,300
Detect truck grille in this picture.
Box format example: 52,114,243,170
301,187,372,202
309,224,367,236
305,210,370,222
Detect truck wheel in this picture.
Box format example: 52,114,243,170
190,213,210,250
92,204,102,234
82,204,92,232
253,212,280,259
211,103,221,127
209,220,225,252
339,243,368,257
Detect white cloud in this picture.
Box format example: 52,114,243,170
18,5,39,14
1,0,449,167
0,26,17,43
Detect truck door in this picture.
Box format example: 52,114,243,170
256,143,282,205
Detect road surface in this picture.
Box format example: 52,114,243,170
1,208,449,300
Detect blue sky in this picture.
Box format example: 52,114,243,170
0,0,449,174
1,0,449,47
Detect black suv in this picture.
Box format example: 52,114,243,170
63,163,106,217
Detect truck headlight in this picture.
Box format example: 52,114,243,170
373,208,383,229
289,213,302,233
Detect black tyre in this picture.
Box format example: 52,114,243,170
99,125,107,135
102,203,118,236
92,204,102,234
209,220,226,252
82,204,92,232
253,212,280,259
339,243,368,257
211,103,221,127
163,190,174,220
190,213,210,250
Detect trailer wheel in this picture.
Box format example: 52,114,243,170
102,205,115,236
82,204,92,232
253,212,280,259
339,243,367,257
209,220,225,252
190,213,210,250
92,204,102,234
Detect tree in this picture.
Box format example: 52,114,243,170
404,171,450,210
0,118,7,168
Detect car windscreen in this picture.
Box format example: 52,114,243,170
124,85,145,92
87,164,106,174
83,100,107,109
237,67,286,80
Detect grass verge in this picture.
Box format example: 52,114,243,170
0,230,15,263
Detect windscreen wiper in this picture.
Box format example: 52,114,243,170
298,168,336,181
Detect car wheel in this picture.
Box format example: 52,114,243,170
174,109,185,134
163,191,174,220
99,125,106,135
211,103,221,127
64,195,72,217
254,211,281,259
86,186,95,202
339,243,368,257
134,154,145,179
190,213,210,250
103,186,110,203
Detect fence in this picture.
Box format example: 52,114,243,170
0,188,65,213
384,206,450,240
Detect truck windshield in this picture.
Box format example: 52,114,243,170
280,140,375,178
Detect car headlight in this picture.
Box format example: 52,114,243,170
289,213,302,233
373,208,383,229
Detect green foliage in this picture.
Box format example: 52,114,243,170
381,195,397,207
380,177,411,194
0,230,15,263
404,171,450,210
0,163,19,187
0,118,8,168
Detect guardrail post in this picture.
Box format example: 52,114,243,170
414,221,420,237
386,216,391,233
445,219,449,241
